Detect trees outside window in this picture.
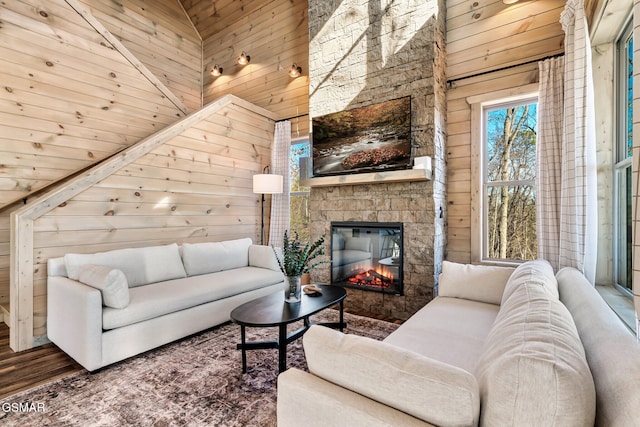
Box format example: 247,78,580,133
482,99,537,261
289,140,310,241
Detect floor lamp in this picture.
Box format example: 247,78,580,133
253,166,283,245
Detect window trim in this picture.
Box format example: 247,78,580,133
615,17,633,163
468,84,538,265
613,159,632,294
613,17,634,295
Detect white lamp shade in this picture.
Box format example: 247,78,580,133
253,174,283,194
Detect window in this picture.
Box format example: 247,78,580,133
614,19,633,293
289,138,310,241
471,94,538,263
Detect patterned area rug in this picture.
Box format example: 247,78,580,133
0,310,398,426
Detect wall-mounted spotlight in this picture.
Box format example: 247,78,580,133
288,63,302,78
211,64,223,77
502,0,519,4
237,51,251,65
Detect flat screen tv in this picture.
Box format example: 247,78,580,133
312,96,412,177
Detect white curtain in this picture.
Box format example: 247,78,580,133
268,121,291,247
537,0,598,283
537,57,564,271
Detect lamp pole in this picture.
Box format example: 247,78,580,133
260,192,266,245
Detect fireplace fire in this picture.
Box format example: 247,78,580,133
330,222,403,295
347,265,395,288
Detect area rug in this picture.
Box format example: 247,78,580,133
0,310,398,426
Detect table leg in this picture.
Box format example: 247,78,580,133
278,323,287,373
339,299,345,332
240,325,247,373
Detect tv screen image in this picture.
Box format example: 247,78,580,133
312,96,411,177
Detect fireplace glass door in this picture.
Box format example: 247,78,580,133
330,222,403,295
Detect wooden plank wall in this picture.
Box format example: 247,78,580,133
78,0,203,112
29,102,274,339
186,0,310,137
0,0,186,209
445,0,565,263
1,0,195,332
447,0,565,82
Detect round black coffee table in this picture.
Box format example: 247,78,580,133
230,284,347,373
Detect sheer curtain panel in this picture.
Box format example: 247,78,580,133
537,57,564,272
537,0,598,284
269,121,291,247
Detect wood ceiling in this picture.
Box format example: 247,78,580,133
180,0,275,41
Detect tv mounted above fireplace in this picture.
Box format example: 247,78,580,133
312,96,412,177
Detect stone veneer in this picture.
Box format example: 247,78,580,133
308,0,447,320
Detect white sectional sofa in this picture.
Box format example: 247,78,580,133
277,260,640,426
47,238,284,371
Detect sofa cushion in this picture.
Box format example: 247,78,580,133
475,277,595,426
500,259,558,304
77,264,130,309
64,243,186,288
249,245,281,272
384,296,500,373
277,368,431,427
438,261,515,305
102,266,283,330
181,238,251,276
304,325,480,427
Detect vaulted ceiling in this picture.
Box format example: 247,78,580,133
180,0,274,40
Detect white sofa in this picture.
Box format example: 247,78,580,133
47,238,284,371
277,260,640,426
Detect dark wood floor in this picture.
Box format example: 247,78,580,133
0,323,83,399
0,309,402,400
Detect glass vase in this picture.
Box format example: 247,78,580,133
284,275,302,303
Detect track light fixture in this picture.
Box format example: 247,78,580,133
211,64,223,77
289,63,302,78
237,51,251,65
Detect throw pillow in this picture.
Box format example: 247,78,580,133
181,238,252,276
65,243,187,287
249,245,282,272
77,264,130,308
437,261,515,305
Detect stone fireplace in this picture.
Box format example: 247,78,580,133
307,0,447,321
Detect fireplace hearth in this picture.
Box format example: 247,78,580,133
330,222,403,295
